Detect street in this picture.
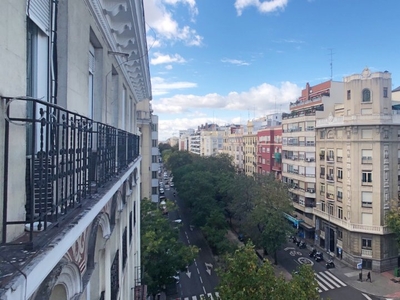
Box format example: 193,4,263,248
276,242,381,300
165,181,220,300
162,171,383,300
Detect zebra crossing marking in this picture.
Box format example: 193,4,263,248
315,271,347,293
183,292,220,300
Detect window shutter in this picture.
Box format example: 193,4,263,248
89,44,95,74
27,0,51,34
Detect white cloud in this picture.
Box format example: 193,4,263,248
234,0,288,16
163,0,199,21
221,58,250,66
150,52,186,65
151,77,197,96
143,0,203,47
165,65,173,70
152,81,300,113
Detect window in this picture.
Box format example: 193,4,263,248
383,87,388,98
361,149,372,163
320,166,325,178
337,187,343,201
362,238,372,249
152,139,158,147
337,230,343,240
327,149,334,161
152,187,158,194
152,171,157,179
152,155,158,163
347,90,351,100
89,43,96,119
337,168,343,180
362,171,372,183
151,123,158,131
362,191,372,207
337,207,343,219
362,89,371,102
320,131,326,139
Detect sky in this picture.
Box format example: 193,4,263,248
143,0,400,141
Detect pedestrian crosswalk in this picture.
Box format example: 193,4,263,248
181,292,221,300
315,270,347,293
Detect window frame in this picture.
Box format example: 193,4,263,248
362,88,371,102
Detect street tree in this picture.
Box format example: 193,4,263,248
245,174,294,264
217,243,319,300
386,199,400,249
141,199,198,296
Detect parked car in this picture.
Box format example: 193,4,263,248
170,182,174,187
159,188,164,194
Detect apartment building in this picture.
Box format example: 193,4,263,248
314,68,399,272
257,126,283,178
282,81,344,239
189,133,201,155
200,129,224,156
0,1,151,299
137,101,160,203
222,125,245,172
243,121,258,176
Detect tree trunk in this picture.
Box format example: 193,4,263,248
274,250,278,265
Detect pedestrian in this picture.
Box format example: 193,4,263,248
367,271,371,282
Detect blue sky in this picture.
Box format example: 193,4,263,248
143,0,400,141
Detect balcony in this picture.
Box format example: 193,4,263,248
2,97,140,248
272,163,282,171
320,173,325,179
326,156,335,163
361,249,373,257
137,110,151,121
326,175,334,182
362,156,373,164
336,156,343,163
326,193,335,200
313,208,390,235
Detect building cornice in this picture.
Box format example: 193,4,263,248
87,0,152,102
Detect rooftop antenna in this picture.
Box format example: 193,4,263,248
329,48,334,80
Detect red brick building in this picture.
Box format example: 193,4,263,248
257,126,282,178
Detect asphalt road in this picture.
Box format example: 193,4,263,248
164,179,220,300
277,241,380,300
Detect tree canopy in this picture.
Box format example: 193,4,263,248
141,198,198,296
386,199,400,249
217,243,319,300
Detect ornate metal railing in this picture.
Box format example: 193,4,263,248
2,97,140,247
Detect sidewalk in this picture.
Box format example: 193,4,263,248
305,243,400,299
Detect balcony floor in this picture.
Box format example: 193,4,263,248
0,168,132,296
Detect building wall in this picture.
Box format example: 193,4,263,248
0,0,29,241
314,69,398,272
0,0,150,299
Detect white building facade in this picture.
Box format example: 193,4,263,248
314,69,399,271
0,0,151,299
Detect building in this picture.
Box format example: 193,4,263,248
200,129,224,156
189,133,201,155
243,121,258,176
257,126,283,178
314,68,399,272
137,102,160,203
282,80,344,239
0,1,151,299
222,125,245,172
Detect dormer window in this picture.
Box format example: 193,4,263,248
362,88,371,102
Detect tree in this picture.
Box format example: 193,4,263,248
386,199,400,249
217,243,319,300
244,174,294,264
141,199,198,296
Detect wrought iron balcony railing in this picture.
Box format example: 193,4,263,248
2,97,140,248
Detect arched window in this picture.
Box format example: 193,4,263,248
362,89,371,102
